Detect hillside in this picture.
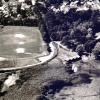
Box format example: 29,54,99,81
34,0,100,58
0,0,100,100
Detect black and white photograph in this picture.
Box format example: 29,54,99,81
0,0,100,100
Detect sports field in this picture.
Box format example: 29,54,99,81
0,26,46,69
0,26,43,58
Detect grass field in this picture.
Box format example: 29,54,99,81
0,26,46,69
0,26,43,58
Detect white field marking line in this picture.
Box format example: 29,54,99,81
38,42,58,63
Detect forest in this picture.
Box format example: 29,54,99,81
34,0,100,59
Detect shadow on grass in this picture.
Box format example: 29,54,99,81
0,91,7,97
70,73,92,85
41,80,73,96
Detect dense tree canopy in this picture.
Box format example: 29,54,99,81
34,0,100,56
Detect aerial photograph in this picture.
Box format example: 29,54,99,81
0,0,100,100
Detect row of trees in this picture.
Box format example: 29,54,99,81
0,0,38,26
